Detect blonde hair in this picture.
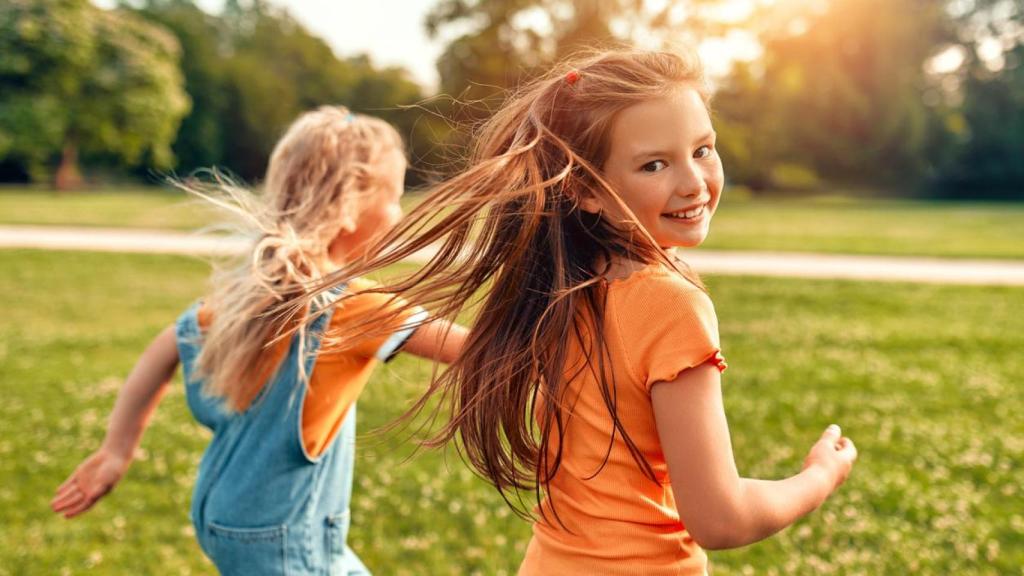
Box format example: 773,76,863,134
297,49,710,519
187,106,404,411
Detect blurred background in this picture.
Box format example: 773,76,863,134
1,0,1022,198
1,1,1022,575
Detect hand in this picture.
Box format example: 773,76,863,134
803,424,857,493
51,448,130,519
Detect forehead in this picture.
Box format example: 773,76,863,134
607,86,712,157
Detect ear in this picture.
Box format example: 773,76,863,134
577,193,604,215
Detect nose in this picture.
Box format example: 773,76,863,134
676,161,706,199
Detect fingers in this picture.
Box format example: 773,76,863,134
61,496,98,518
51,489,83,512
52,473,107,518
51,478,88,516
52,474,81,505
836,436,858,461
819,425,857,455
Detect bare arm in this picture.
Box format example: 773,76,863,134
402,319,467,365
651,362,857,550
52,324,180,518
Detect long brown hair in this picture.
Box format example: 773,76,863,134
302,50,709,517
185,106,404,411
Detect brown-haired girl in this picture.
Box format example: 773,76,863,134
52,106,465,575
307,51,858,574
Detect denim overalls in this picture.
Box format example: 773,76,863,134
175,291,370,576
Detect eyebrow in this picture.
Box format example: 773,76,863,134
630,131,716,161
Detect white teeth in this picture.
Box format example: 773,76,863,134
666,205,705,220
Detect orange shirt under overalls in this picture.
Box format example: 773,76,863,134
198,278,422,457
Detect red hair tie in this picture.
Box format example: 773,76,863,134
565,70,581,86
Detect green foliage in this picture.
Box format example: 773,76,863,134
130,0,230,171
129,1,430,183
82,10,191,168
424,0,726,176
426,1,1022,198
0,0,190,184
0,0,430,184
931,0,1024,199
714,0,953,190
0,0,91,178
425,0,725,104
4,0,1023,197
2,249,1022,573
714,0,1023,197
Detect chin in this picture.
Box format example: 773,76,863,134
669,231,708,249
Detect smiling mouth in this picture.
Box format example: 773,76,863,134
663,204,707,221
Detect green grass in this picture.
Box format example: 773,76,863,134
704,194,1024,260
0,187,220,231
2,250,1022,575
2,186,1024,260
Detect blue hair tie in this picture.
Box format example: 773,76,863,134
345,112,356,123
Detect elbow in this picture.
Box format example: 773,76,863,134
680,504,753,551
686,522,742,551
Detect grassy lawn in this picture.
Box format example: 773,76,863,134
2,250,1022,575
2,186,1024,260
705,194,1024,259
0,187,220,231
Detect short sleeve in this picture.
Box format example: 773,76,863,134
326,278,426,360
612,270,726,393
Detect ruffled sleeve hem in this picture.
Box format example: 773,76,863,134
646,349,728,392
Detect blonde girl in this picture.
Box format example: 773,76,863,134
52,106,465,575
302,52,858,574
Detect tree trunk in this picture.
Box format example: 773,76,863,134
54,142,83,191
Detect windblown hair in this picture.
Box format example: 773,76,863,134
184,106,404,411
301,50,710,517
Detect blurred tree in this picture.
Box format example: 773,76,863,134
0,0,190,188
216,2,341,178
726,0,954,190
128,0,430,183
425,0,722,174
130,0,229,172
712,61,777,190
217,2,427,182
344,56,449,183
704,0,1023,197
426,0,726,99
932,0,1024,199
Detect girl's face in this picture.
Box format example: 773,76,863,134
598,86,724,249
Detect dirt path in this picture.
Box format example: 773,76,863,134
3,225,1023,286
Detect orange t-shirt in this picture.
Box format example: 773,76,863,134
198,278,423,458
519,265,726,576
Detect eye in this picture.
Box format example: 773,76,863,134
641,160,668,173
694,145,713,159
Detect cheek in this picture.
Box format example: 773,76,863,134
706,162,725,206
618,176,662,214
387,204,402,227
